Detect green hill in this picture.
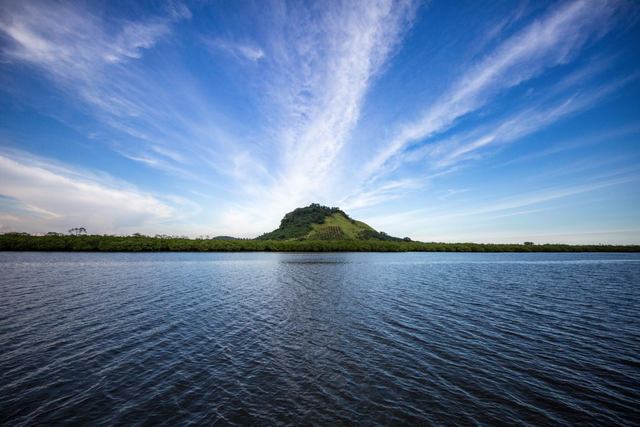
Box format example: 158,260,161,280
256,203,409,242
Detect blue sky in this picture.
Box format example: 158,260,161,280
1,0,639,243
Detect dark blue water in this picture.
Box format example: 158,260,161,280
1,252,639,426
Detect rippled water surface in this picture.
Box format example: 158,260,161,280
1,252,639,426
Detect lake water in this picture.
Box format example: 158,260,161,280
1,252,639,426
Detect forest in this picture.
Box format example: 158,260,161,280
1,233,638,253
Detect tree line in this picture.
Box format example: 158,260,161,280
1,233,638,252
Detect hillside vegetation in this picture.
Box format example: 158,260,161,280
257,203,408,241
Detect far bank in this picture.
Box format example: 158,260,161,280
1,234,638,253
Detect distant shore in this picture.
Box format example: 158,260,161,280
1,234,638,253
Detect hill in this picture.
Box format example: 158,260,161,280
256,203,409,241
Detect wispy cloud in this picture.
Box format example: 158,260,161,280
360,172,640,242
495,123,640,168
362,0,623,181
439,188,471,200
424,73,637,169
462,175,640,218
215,0,421,231
0,1,187,88
340,179,423,211
0,0,250,183
205,38,265,61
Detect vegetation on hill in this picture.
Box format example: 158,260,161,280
256,204,350,240
256,203,409,241
309,212,366,239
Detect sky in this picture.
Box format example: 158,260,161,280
0,0,639,243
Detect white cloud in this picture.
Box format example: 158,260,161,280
0,0,422,233
0,0,244,183
421,73,637,169
340,179,423,211
0,0,198,143
439,189,471,200
205,38,265,61
362,0,622,181
0,1,180,82
221,0,420,230
0,151,186,235
494,123,640,168
361,173,640,236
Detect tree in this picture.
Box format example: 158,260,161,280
68,227,87,236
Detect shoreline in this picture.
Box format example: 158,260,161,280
2,235,638,253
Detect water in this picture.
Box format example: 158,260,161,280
1,252,639,426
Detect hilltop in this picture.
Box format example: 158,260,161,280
256,203,409,242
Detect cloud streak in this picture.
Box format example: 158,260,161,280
0,0,257,192
0,1,187,91
205,38,265,61
361,172,640,241
425,73,637,169
362,0,623,180
215,0,420,231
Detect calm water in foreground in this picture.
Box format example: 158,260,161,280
1,252,639,426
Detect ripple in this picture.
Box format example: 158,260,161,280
1,252,639,426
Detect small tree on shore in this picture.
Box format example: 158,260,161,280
68,227,87,236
